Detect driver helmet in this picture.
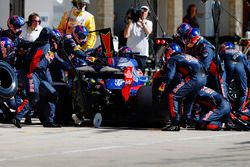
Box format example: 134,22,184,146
118,46,133,57
72,25,89,46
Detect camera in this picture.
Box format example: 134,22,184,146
126,8,143,23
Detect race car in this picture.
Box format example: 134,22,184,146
55,29,167,128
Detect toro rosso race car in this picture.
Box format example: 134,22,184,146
57,28,167,128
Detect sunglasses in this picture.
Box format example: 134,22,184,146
32,20,41,24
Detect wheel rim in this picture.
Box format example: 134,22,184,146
228,79,239,101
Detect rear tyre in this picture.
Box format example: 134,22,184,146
135,86,152,123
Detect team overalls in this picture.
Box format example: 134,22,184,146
195,87,231,130
220,49,250,118
161,52,207,125
186,38,228,98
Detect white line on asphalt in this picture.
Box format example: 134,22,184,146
0,159,7,162
134,132,247,146
0,132,247,162
64,145,127,153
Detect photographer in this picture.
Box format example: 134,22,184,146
124,6,152,71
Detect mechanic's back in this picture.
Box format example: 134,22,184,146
162,52,206,82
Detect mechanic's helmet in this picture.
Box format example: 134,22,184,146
51,29,62,44
7,15,25,36
0,37,14,59
50,29,62,50
118,46,132,57
174,23,192,38
219,42,235,54
182,28,201,47
72,25,89,46
165,43,182,60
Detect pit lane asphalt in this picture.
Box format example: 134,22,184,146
0,121,250,167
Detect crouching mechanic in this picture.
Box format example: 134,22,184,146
13,27,70,128
194,87,231,130
181,28,228,99
219,42,250,112
158,43,207,131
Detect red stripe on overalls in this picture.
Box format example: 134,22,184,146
230,112,236,119
210,61,226,97
170,80,185,117
210,61,217,75
242,88,249,110
28,49,43,75
203,107,216,121
242,100,249,111
27,49,43,92
202,110,213,121
178,67,189,76
173,81,185,93
17,99,29,113
168,93,176,118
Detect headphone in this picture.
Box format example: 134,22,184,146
27,13,41,26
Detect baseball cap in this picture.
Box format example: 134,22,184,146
141,6,150,12
78,0,90,4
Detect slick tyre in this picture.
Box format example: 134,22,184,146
135,86,152,122
0,61,18,99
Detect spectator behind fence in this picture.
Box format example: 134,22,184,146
183,4,200,28
124,6,153,71
57,0,96,50
21,12,43,42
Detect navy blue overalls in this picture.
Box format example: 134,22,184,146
162,52,207,124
